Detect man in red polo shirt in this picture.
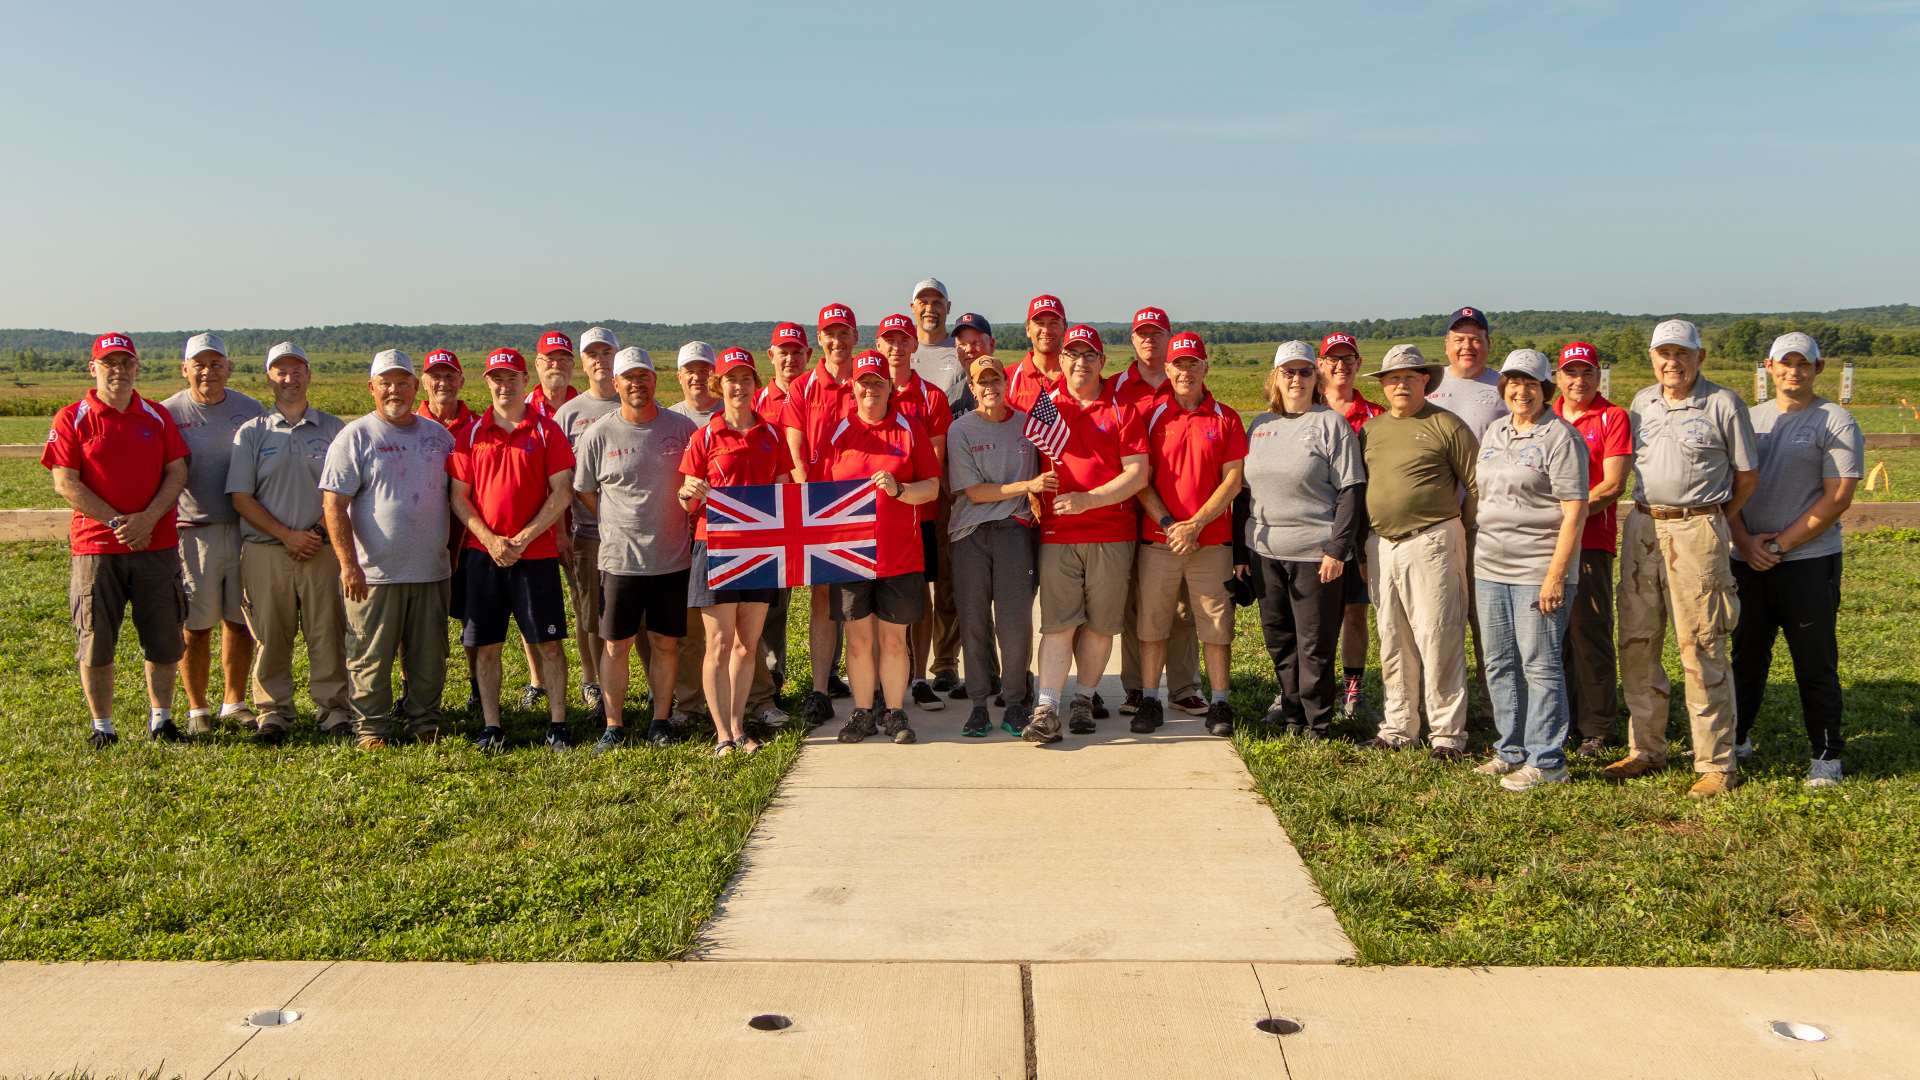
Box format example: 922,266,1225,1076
448,347,578,752
1554,340,1632,756
757,321,810,427
417,348,484,706
1316,331,1385,720
747,320,812,721
45,333,193,747
1133,332,1247,738
783,303,861,725
525,329,579,421
1024,325,1149,744
1006,294,1067,413
878,313,954,713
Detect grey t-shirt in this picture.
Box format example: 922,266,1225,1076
225,407,346,543
317,413,455,584
1628,377,1760,508
1473,414,1590,586
162,388,264,525
1426,370,1506,441
946,408,1039,541
671,399,720,423
573,407,697,576
1243,406,1366,563
1736,398,1864,563
914,341,971,415
552,391,622,538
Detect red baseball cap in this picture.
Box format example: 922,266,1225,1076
1559,341,1600,370
1168,332,1208,362
851,350,889,381
423,349,461,372
1064,324,1105,354
878,313,915,340
536,330,574,356
91,332,137,361
1131,306,1170,333
818,303,856,331
485,347,528,374
1318,332,1359,357
770,322,809,349
716,346,757,378
1027,294,1065,322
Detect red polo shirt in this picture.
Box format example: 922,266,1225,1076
890,372,952,523
446,409,576,559
1336,391,1385,435
1105,361,1174,412
1141,391,1249,547
753,381,792,430
1555,393,1633,554
1006,354,1064,414
824,407,939,576
1038,385,1148,545
42,389,191,555
779,361,857,480
678,414,795,541
525,384,579,422
418,400,478,442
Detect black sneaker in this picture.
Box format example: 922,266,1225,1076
799,689,833,728
644,719,676,747
519,685,547,711
1204,700,1234,738
1068,696,1096,735
1000,703,1029,738
828,674,853,700
837,708,878,743
910,680,944,712
1130,697,1164,734
962,706,991,737
1118,688,1143,716
1090,692,1109,720
545,723,574,751
251,725,287,747
880,708,917,744
1021,703,1063,744
592,727,628,755
582,683,604,716
87,728,118,750
931,672,961,695
947,683,970,701
149,719,183,743
473,725,506,753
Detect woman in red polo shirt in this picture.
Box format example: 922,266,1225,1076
679,347,794,757
825,351,941,746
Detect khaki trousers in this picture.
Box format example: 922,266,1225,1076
1617,509,1740,774
1367,518,1470,750
343,579,449,739
239,542,351,732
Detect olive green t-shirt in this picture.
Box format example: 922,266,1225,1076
1359,403,1480,541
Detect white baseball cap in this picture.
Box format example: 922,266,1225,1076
1650,319,1702,351
265,341,308,368
580,326,620,352
369,349,415,377
1768,331,1820,363
1499,348,1554,384
677,341,717,368
1272,340,1315,367
911,277,949,301
614,346,655,376
184,332,227,360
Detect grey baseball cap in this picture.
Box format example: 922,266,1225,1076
369,349,415,377
580,326,620,352
184,332,227,360
264,341,308,369
1499,348,1554,384
1768,331,1820,363
911,277,949,301
1363,343,1446,386
1650,319,1702,351
1271,340,1316,368
677,341,717,368
614,347,654,376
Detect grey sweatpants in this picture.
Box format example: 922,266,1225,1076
950,518,1036,708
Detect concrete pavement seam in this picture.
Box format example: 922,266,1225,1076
1020,962,1037,1080
199,959,337,1080
1251,963,1295,1079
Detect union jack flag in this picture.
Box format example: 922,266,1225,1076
1024,390,1070,462
704,479,879,589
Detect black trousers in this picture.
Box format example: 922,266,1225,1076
1561,550,1618,743
1255,554,1344,734
1731,553,1844,760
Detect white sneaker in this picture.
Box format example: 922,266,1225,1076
1475,757,1523,776
1734,738,1755,760
757,705,789,727
1500,765,1570,792
1805,758,1843,788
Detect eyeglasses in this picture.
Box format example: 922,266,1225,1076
1278,368,1317,380
1320,357,1360,369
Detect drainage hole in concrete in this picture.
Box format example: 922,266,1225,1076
749,1013,793,1032
246,1009,301,1028
1256,1017,1302,1036
1769,1020,1829,1043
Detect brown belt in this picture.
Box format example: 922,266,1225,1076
1633,503,1721,521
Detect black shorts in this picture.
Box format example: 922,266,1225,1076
919,520,942,585
1341,556,1369,605
831,572,927,625
460,550,569,648
447,556,467,621
686,540,780,608
599,568,691,641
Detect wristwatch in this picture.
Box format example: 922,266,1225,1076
1158,514,1176,531
1763,539,1785,557
106,515,125,530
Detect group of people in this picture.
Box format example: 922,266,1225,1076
43,285,1864,793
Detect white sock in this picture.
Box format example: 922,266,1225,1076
219,702,247,717
188,707,212,720
149,708,172,731
92,718,116,735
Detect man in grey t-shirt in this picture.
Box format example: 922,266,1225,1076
552,327,625,714
1728,332,1864,786
163,332,265,734
910,277,969,698
319,350,456,746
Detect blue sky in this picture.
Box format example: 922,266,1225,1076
4,0,1916,331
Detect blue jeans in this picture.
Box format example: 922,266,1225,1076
1476,578,1572,771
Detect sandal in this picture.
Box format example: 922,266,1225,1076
738,737,762,755
714,740,736,758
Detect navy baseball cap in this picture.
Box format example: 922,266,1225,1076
1447,306,1489,333
953,312,993,337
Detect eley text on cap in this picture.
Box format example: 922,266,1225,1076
369,349,415,377
818,303,856,331
537,330,574,356
878,313,915,339
1650,319,1702,351
423,349,462,372
184,332,227,361
911,278,948,301
265,341,309,369
1319,332,1359,357
716,347,757,378
1769,331,1820,363
579,327,620,353
1064,324,1105,354
770,322,809,349
852,350,889,380
91,333,137,361
1447,306,1489,333
485,347,528,375
1168,332,1208,363
1500,348,1554,384
613,347,654,376
677,341,717,368
1131,306,1170,333
1273,340,1315,367
1558,341,1599,370
1027,294,1065,321
953,312,993,338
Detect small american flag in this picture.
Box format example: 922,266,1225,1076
1024,391,1070,462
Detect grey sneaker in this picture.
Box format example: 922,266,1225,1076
880,708,917,744
519,685,548,711
1022,703,1064,744
1500,764,1570,792
1068,695,1096,735
1475,757,1524,776
582,682,604,716
1805,758,1843,788
837,708,878,744
756,705,790,728
1734,737,1755,760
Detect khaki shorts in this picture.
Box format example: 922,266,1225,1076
70,550,187,666
178,522,245,631
1038,541,1133,636
566,534,601,639
1135,543,1235,644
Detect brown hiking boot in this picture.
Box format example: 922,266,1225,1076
1688,771,1742,800
355,734,388,751
1601,754,1664,780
